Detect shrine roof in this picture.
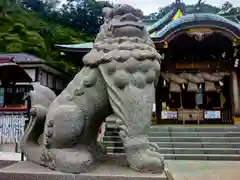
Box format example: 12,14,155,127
0,53,44,63
55,42,93,51
151,13,240,39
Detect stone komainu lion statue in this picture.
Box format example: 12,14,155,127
20,4,164,174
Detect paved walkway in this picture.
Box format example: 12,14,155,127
0,151,240,179
165,161,240,180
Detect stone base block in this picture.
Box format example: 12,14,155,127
0,161,169,180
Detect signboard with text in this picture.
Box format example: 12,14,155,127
204,111,221,119
0,113,27,144
161,111,178,119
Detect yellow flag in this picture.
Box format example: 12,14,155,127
172,9,183,20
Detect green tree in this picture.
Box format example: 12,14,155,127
0,23,47,57
21,0,112,35
149,1,221,19
0,0,21,20
59,0,112,35
221,1,233,13
0,0,95,74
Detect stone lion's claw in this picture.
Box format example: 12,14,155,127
127,150,164,174
149,142,161,152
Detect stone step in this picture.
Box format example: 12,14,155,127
105,147,240,154
147,132,240,137
105,126,240,133
149,127,240,133
105,131,240,137
150,137,240,142
173,148,240,154
102,125,240,161
103,136,121,141
103,141,240,148
171,142,240,148
103,136,240,142
106,153,240,161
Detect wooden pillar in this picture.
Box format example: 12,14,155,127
231,71,240,115
180,91,183,109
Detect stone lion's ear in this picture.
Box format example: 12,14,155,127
102,7,113,21
135,9,144,18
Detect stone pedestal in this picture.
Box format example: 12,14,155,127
0,161,168,180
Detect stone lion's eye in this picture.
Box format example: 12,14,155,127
134,9,143,18
114,9,125,16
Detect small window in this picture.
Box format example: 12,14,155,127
4,87,26,107
40,71,47,86
0,88,4,107
47,74,54,88
56,78,64,90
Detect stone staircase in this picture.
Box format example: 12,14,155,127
102,125,240,160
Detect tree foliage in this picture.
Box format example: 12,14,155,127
21,0,112,35
0,0,109,75
221,1,233,13
59,0,112,35
149,1,239,20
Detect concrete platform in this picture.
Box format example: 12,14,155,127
0,151,24,161
1,153,240,180
0,161,168,180
165,160,240,180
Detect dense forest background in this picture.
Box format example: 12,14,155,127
0,0,239,74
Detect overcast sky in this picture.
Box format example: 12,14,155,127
109,0,240,15
60,0,240,15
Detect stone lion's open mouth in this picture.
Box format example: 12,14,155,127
113,23,144,30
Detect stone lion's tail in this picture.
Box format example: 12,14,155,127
20,83,56,164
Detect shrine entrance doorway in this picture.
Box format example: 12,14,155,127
154,28,237,125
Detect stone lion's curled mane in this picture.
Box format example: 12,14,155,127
83,36,162,67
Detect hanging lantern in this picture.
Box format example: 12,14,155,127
170,82,181,92
187,82,199,92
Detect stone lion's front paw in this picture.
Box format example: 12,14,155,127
126,148,164,174
123,136,164,174
50,148,94,173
